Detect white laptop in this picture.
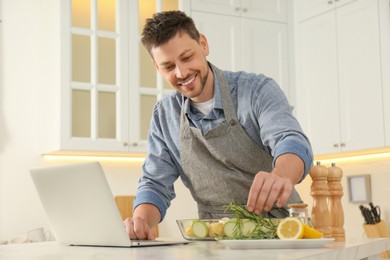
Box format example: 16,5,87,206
30,161,188,247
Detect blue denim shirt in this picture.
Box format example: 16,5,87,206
134,64,313,220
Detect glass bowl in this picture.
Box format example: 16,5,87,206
176,219,221,241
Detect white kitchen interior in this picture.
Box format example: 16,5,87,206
1,0,390,245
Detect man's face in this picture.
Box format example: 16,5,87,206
151,32,212,103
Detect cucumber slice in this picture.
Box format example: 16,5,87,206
223,218,240,238
191,220,209,238
242,219,256,236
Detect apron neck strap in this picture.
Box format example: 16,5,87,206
180,66,237,123
214,68,237,121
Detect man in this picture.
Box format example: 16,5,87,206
125,10,313,240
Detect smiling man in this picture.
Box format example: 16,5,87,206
125,11,313,240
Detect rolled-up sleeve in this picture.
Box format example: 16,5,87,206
255,78,313,180
133,102,181,221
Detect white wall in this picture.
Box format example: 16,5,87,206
0,0,61,240
0,0,197,241
0,0,389,242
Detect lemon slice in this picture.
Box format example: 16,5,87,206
184,222,194,237
276,217,304,239
302,224,323,239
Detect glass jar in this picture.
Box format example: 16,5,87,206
288,203,312,226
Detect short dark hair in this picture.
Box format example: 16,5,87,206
141,10,200,56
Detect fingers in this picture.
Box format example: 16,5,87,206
276,183,292,208
124,217,137,239
247,173,265,214
147,226,156,240
247,172,293,215
124,216,156,240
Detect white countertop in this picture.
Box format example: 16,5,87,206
0,237,389,260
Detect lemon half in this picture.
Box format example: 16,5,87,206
276,217,304,240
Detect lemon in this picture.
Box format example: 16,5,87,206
276,217,304,239
302,224,323,239
184,224,193,237
208,222,225,237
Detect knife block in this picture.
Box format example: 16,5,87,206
363,221,390,258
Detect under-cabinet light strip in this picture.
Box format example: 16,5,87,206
42,154,145,163
42,151,390,165
315,152,390,165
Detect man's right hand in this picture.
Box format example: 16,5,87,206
124,203,161,240
124,216,156,240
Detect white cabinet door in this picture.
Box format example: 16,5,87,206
241,0,287,22
379,0,390,146
191,2,291,99
60,0,180,153
191,0,240,16
296,0,385,155
241,18,290,96
191,0,287,21
296,0,357,21
191,11,242,71
61,0,130,152
296,11,341,155
336,0,384,151
295,0,334,21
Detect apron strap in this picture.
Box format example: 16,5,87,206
214,68,237,122
180,67,238,125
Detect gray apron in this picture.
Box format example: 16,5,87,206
179,67,302,219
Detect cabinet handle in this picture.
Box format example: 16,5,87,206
340,143,346,147
333,143,339,148
242,8,248,12
328,0,333,4
123,142,128,146
132,142,138,147
234,6,240,11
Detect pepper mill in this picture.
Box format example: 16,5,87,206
328,162,345,242
309,161,331,237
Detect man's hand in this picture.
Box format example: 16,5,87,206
246,153,304,214
124,216,156,240
124,203,161,240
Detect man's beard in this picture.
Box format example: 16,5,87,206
189,65,210,99
200,65,210,89
181,64,210,100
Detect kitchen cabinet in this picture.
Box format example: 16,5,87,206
60,0,180,153
382,2,390,147
191,0,287,22
190,0,291,99
295,0,386,155
296,0,357,21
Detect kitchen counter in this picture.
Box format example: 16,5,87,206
0,237,389,260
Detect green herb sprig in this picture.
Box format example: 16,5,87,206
223,202,278,239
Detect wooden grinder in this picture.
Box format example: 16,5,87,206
328,162,345,242
309,161,331,237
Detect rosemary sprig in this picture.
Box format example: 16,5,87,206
223,202,278,239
